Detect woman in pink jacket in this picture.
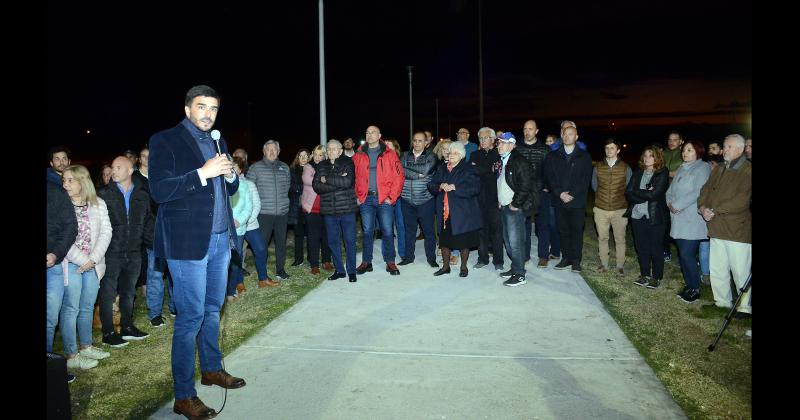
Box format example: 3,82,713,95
302,145,333,274
61,165,113,370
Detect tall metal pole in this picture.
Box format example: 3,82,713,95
407,66,414,143
478,0,484,127
435,98,439,140
319,0,327,146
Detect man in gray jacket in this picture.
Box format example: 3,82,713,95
399,131,439,267
248,140,291,283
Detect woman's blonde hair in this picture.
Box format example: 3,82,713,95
311,144,327,161
433,138,452,160
64,165,98,206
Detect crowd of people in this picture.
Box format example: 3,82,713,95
46,84,752,418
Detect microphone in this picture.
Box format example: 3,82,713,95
210,129,222,155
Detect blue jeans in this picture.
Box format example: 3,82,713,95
675,239,702,290
537,192,561,258
227,234,246,296
146,248,175,320
394,199,406,259
60,263,100,355
244,228,268,281
359,195,396,263
47,263,72,353
324,214,357,274
401,198,437,262
167,232,230,400
501,205,527,275
699,239,710,276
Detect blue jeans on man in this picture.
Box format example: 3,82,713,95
501,205,527,276
324,214,357,274
359,195,396,263
60,263,101,355
167,232,230,400
146,248,175,320
47,263,73,353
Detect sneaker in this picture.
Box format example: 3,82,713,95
102,332,129,348
398,258,414,266
663,252,672,262
548,254,560,260
356,262,373,275
79,345,110,360
290,260,304,267
121,326,149,341
633,276,649,287
275,271,291,280
328,272,346,281
67,354,99,370
386,262,400,275
503,274,527,287
473,261,488,269
679,288,701,303
554,260,572,270
645,277,661,289
150,315,166,328
66,374,76,384
169,311,177,318
348,273,357,282
499,269,514,278
676,286,690,298
745,329,752,338
571,263,582,273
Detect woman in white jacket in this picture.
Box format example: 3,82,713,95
61,165,112,370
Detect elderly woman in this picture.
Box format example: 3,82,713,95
625,145,670,289
666,140,712,302
428,141,482,277
61,165,113,369
302,145,334,274
289,149,310,266
227,156,253,302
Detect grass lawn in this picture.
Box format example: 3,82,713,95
579,208,751,420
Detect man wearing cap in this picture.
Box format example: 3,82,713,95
543,126,593,273
496,132,536,286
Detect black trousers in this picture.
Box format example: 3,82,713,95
305,212,332,267
631,218,666,279
477,202,504,265
554,207,586,264
99,255,141,335
258,214,288,275
293,210,307,263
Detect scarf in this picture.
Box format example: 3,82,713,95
443,162,455,229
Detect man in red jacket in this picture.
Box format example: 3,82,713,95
352,125,405,275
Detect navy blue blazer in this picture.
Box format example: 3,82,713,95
148,123,241,260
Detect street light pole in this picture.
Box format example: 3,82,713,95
407,66,414,144
478,0,484,127
319,0,327,146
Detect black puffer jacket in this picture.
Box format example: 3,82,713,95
515,139,550,191
47,181,78,265
469,147,501,209
623,167,669,225
288,165,304,224
98,180,154,258
313,155,359,216
543,145,593,209
502,149,537,213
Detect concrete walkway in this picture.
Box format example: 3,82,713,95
152,236,685,419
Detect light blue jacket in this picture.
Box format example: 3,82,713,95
665,159,711,240
231,177,253,236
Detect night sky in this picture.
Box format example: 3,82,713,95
47,0,751,168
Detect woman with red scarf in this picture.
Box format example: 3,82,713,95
428,141,482,277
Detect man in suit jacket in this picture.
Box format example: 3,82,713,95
149,85,246,420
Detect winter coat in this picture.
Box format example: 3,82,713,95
231,176,253,236
543,145,593,209
400,149,438,205
515,139,550,191
248,158,291,216
313,155,359,216
64,197,112,279
623,167,669,225
301,161,320,213
352,141,404,205
469,147,501,209
666,159,711,240
47,181,78,265
502,149,537,213
288,165,304,224
428,159,482,236
697,156,751,244
97,181,154,258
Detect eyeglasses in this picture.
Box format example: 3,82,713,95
457,131,469,135
478,136,492,141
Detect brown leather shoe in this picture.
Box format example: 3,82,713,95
537,258,549,268
597,265,608,273
235,283,246,294
311,266,320,275
323,262,335,271
356,262,373,274
201,369,246,389
174,396,217,419
258,279,280,288
386,262,400,275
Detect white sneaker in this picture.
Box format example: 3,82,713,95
67,354,99,370
80,345,111,360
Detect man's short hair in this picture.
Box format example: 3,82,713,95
724,134,746,148
327,139,343,149
185,85,220,106
263,139,281,152
604,138,622,149
48,146,71,162
561,120,577,129
477,127,497,140
668,130,683,139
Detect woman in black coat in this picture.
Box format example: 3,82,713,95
624,145,670,289
427,141,482,277
289,149,309,266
